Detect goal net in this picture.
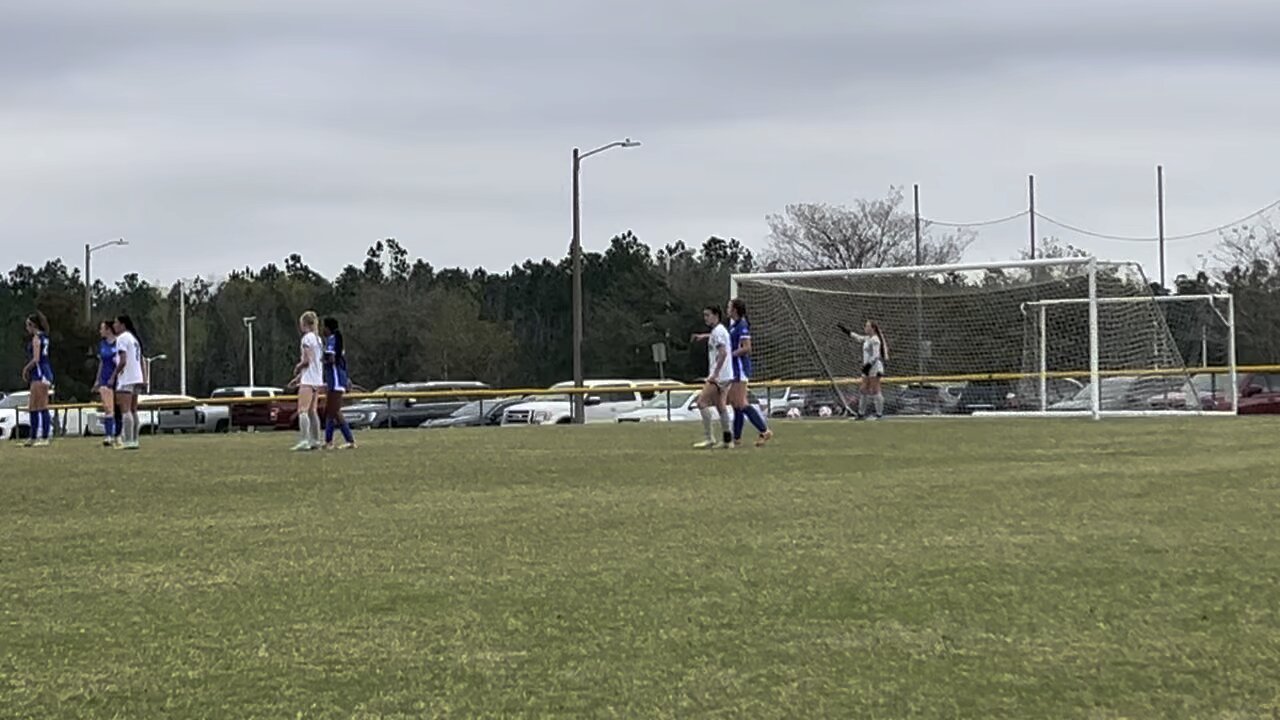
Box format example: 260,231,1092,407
731,258,1237,418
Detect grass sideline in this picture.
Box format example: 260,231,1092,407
2,420,1279,718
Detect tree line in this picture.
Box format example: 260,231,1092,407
3,189,1277,402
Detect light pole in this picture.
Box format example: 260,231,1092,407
571,137,641,424
178,281,187,396
84,239,128,322
242,316,257,388
144,354,168,394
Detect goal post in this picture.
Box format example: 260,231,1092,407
730,257,1237,419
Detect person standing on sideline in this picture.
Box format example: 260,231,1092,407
727,298,772,447
20,312,54,447
110,315,146,449
321,317,357,450
838,319,889,420
691,305,735,449
288,311,325,451
92,320,122,448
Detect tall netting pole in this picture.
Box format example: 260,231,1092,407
1228,294,1239,415
1087,258,1101,420
1038,303,1048,412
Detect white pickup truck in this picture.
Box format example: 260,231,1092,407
502,379,683,426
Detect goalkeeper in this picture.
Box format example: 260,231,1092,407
837,320,889,420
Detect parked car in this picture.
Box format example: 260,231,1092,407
956,380,1020,414
85,395,232,435
420,397,527,429
345,381,492,429
756,387,807,418
614,390,767,423
502,379,683,426
1191,372,1280,414
0,392,28,440
1049,375,1199,412
211,386,288,430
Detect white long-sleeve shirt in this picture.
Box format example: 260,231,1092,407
850,332,884,375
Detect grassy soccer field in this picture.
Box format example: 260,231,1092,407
2,419,1279,718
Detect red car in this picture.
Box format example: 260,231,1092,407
1192,372,1280,414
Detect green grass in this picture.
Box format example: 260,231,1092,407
3,419,1280,719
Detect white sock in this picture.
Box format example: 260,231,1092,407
717,408,732,442
873,394,884,417
298,413,311,444
858,394,869,417
308,410,322,444
122,414,135,444
700,407,713,441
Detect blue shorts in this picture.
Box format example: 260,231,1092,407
326,368,349,393
32,366,53,385
732,357,751,383
99,370,116,389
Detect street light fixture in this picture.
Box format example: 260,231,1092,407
242,316,257,388
571,137,641,424
84,239,129,322
144,354,168,394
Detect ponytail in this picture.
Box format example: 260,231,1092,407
870,321,889,362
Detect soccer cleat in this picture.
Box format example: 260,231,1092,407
113,438,125,449
20,439,35,448
692,440,718,449
124,442,141,451
338,443,358,450
102,438,113,448
291,440,314,452
755,430,774,448
33,439,51,448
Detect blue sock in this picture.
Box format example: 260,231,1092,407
42,410,53,439
745,405,769,434
30,411,41,440
733,409,746,441
104,417,116,438
325,418,336,444
340,421,354,444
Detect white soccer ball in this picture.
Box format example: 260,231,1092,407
786,407,802,420
818,405,832,418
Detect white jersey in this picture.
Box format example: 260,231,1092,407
853,332,885,376
300,332,325,386
708,324,734,383
115,331,145,387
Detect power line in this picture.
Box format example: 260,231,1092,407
1036,197,1280,243
921,209,1031,228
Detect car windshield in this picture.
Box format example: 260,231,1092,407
451,401,484,417
1191,374,1228,393
0,395,27,409
641,391,693,409
1070,377,1133,401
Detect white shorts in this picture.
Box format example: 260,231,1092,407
116,383,143,395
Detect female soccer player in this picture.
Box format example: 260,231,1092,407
288,311,325,451
110,315,145,449
727,298,772,447
838,319,889,420
92,320,121,448
20,312,54,447
691,305,735,449
321,317,357,450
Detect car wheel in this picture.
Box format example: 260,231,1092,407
215,420,230,433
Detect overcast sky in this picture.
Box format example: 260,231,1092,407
3,0,1279,286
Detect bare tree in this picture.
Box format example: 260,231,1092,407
763,187,973,271
1018,236,1089,260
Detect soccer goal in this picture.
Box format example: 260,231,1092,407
730,257,1238,419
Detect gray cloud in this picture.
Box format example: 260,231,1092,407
2,0,1279,284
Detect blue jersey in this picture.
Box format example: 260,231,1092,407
729,318,752,381
29,331,54,383
98,338,118,387
324,333,350,391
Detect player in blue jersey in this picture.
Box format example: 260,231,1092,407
321,317,357,450
727,298,772,447
20,312,54,447
92,320,122,448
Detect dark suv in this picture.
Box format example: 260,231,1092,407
343,381,492,429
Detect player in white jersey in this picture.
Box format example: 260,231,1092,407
838,319,889,420
288,311,326,451
691,305,735,448
109,315,146,449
